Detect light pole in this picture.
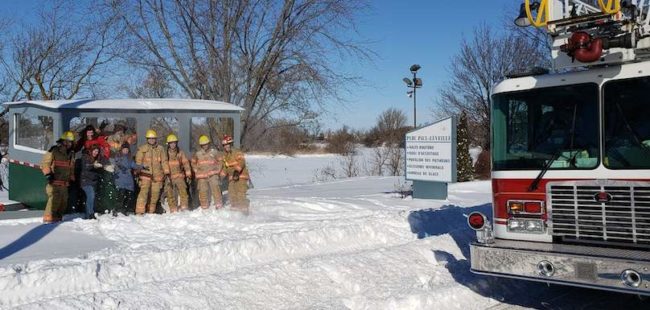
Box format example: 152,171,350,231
403,64,422,128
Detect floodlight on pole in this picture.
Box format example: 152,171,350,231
514,2,539,27
403,64,422,128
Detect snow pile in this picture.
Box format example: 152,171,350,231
0,177,503,309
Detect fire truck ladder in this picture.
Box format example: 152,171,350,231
517,0,650,68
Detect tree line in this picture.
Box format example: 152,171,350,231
0,1,550,165
0,0,370,150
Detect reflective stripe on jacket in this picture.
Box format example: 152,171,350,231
223,149,249,181
192,148,222,179
41,145,74,184
167,148,191,180
135,144,170,182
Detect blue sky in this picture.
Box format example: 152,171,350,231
325,0,518,130
1,0,519,130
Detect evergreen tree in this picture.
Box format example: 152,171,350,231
457,111,474,182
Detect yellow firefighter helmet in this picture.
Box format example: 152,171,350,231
145,129,158,139
166,134,179,144
60,131,75,142
198,135,210,145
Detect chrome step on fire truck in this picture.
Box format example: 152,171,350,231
469,0,650,295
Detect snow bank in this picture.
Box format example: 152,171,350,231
0,177,502,309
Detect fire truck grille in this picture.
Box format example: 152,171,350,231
549,183,650,248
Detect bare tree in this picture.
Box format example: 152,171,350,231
108,0,370,149
313,164,337,182
386,146,403,176
367,147,389,176
1,1,123,101
364,108,410,147
0,118,9,146
436,24,546,149
126,67,176,98
0,76,10,145
326,126,356,155
340,148,359,178
501,2,553,67
377,108,407,135
376,108,408,145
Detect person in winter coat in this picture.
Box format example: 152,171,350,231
80,145,112,219
221,135,250,215
41,131,76,223
108,123,128,154
192,135,223,209
76,124,111,158
164,134,192,212
135,129,170,214
111,142,142,215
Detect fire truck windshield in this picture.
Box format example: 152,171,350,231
492,83,599,171
604,76,650,169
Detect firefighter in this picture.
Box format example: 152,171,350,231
135,129,170,214
164,134,192,212
221,135,250,214
192,135,223,209
41,131,76,223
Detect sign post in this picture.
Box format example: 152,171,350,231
405,117,457,200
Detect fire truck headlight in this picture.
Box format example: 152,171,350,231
508,201,524,213
508,200,544,215
508,219,524,230
507,219,545,233
525,220,544,232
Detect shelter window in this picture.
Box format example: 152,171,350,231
191,117,234,150
69,117,137,152
150,117,180,144
15,114,54,151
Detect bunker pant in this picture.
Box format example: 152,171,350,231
165,178,189,212
228,180,249,215
44,184,68,222
197,175,222,209
136,178,162,214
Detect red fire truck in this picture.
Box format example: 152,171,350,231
469,0,650,295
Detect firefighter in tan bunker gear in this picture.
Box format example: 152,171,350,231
41,131,76,223
135,129,170,214
192,135,223,209
164,134,192,212
221,135,250,214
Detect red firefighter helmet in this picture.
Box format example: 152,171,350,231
221,135,234,145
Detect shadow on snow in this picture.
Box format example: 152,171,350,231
407,204,649,309
0,223,61,260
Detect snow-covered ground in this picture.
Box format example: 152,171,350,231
0,154,647,309
246,153,339,188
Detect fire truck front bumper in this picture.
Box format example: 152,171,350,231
470,239,650,295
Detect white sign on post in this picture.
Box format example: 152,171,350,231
405,117,456,183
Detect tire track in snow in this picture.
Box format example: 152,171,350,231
17,233,497,310
0,198,415,308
